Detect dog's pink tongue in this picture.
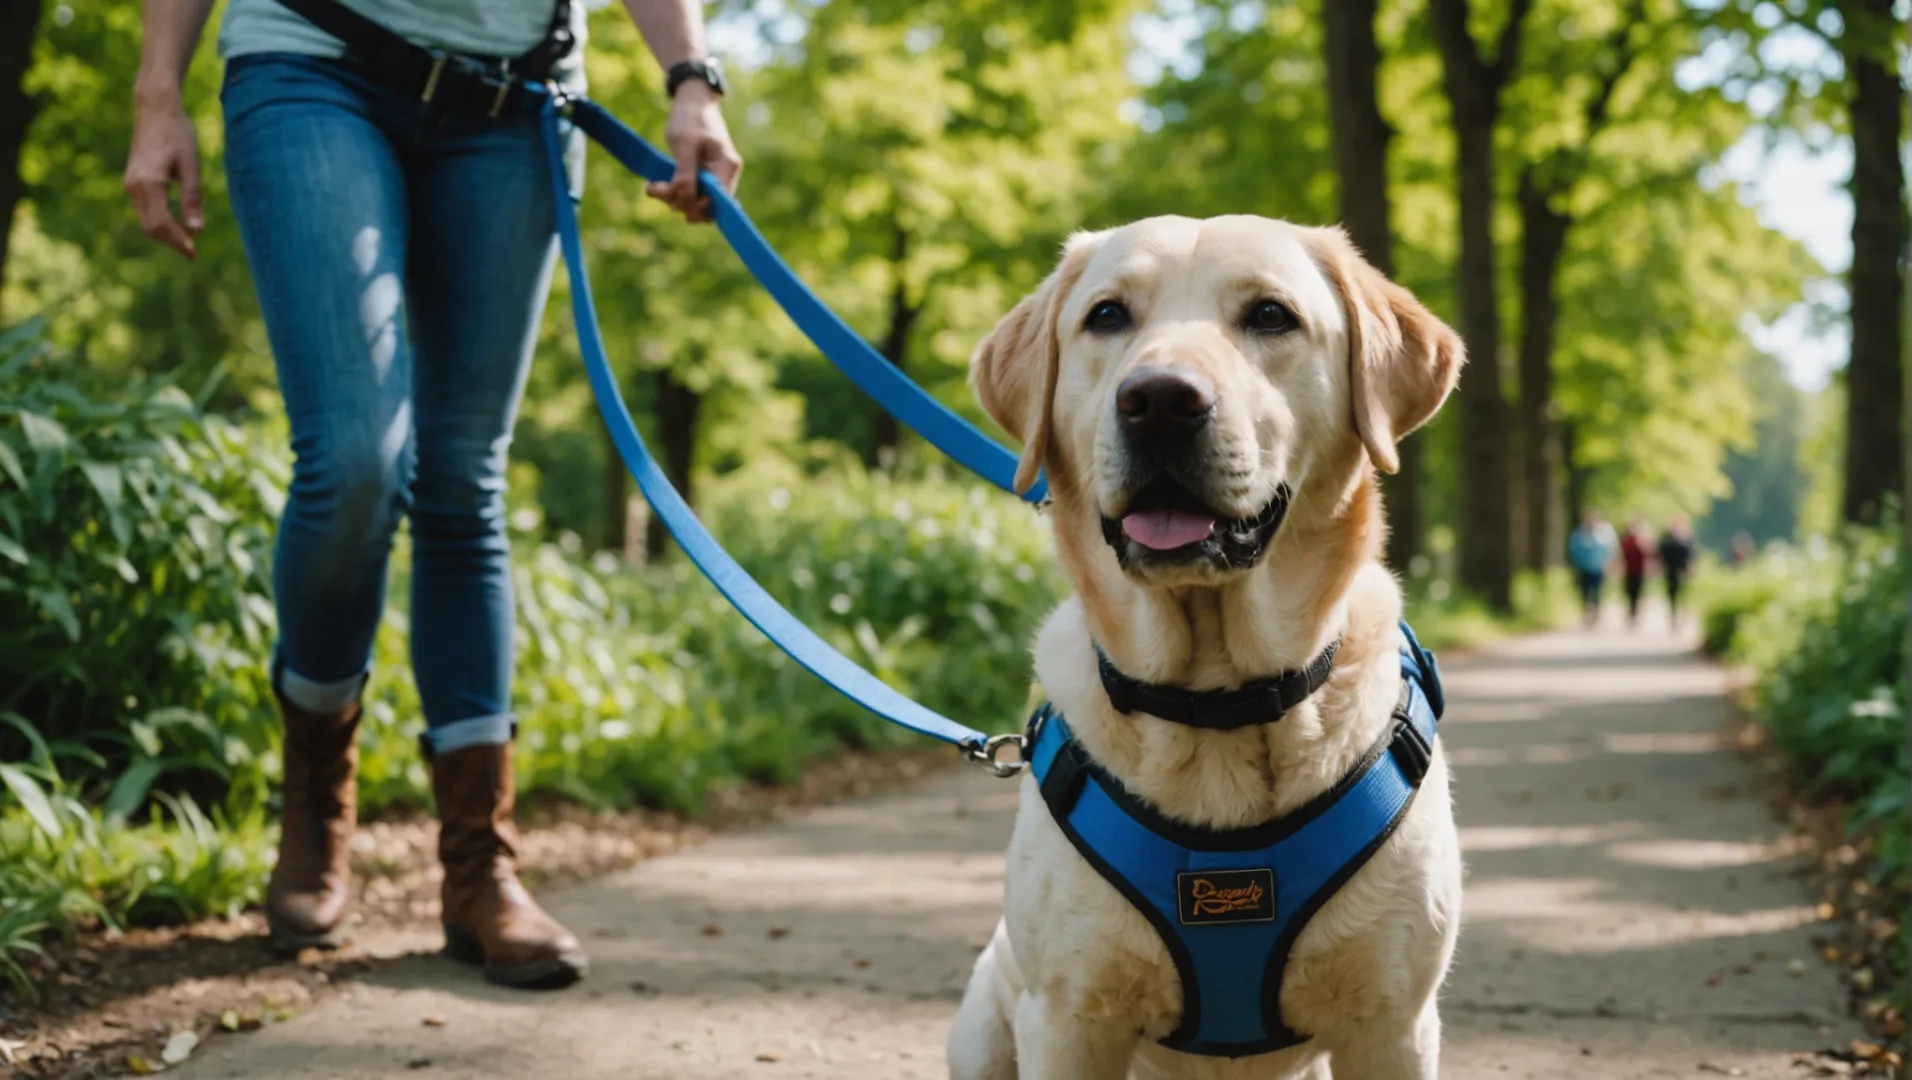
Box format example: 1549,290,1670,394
1122,509,1217,550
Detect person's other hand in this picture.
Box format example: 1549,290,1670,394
647,81,742,225
124,94,204,259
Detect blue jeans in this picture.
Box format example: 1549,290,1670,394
221,54,580,755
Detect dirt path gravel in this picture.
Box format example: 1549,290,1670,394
172,612,1856,1078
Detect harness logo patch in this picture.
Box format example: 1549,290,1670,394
1177,868,1277,925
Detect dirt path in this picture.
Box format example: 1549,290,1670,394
172,612,1855,1079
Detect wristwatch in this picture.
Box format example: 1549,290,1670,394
666,58,727,99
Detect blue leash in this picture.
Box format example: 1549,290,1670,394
556,95,1045,505
539,94,1023,769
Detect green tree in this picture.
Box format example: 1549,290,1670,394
1428,0,1534,612
1832,0,1905,525
12,0,263,399
1325,0,1425,572
741,2,1134,468
1697,352,1810,551
1506,0,1647,570
1707,0,1908,525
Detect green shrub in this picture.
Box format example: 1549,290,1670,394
351,463,1065,813
1701,522,1909,1003
1754,528,1906,815
1692,540,1842,668
0,320,287,818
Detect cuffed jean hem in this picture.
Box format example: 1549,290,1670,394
274,649,370,715
421,713,517,758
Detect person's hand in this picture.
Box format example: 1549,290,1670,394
124,92,203,259
646,81,742,225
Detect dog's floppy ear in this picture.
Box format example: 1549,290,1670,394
970,232,1102,494
1311,228,1466,474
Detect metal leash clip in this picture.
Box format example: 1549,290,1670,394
963,733,1026,779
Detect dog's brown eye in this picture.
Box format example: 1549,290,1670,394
1085,300,1132,334
1244,299,1296,334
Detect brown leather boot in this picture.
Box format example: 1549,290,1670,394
430,741,587,989
264,694,360,952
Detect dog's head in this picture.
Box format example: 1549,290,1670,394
973,216,1462,591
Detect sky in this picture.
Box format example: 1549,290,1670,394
1679,22,1860,393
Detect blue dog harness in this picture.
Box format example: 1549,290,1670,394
1026,622,1445,1058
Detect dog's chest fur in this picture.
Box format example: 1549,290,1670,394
999,581,1462,1076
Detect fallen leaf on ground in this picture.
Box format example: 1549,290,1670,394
161,1030,199,1065
422,1016,446,1028
125,1054,159,1075
755,1051,785,1062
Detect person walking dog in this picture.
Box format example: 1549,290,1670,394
126,0,742,989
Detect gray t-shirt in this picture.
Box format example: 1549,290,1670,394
217,0,588,89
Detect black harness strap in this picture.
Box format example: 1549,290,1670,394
273,0,575,117
1096,641,1340,730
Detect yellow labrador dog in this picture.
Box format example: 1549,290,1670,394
948,216,1464,1080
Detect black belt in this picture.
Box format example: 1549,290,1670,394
274,0,574,118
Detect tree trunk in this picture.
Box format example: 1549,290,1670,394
1324,0,1424,573
1429,0,1529,613
870,220,919,470
0,0,44,299
1839,0,1906,526
1516,170,1571,572
1448,108,1513,610
1562,420,1589,546
645,367,702,561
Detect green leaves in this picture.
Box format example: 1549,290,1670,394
17,410,68,453
29,586,79,642
0,764,63,841
0,439,25,490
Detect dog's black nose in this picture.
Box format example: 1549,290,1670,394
1117,367,1215,441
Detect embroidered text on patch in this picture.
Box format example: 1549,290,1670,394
1177,869,1276,924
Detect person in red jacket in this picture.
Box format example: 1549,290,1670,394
1618,518,1653,627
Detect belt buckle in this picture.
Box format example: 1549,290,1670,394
419,51,514,118
480,59,514,118
420,49,450,103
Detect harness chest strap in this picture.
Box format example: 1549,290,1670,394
1026,630,1443,1059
